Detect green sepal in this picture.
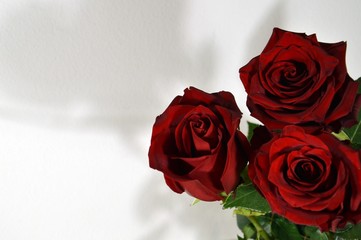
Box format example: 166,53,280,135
332,130,350,141
247,121,260,141
191,198,200,206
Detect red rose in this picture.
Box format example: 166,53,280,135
148,87,250,201
240,28,360,131
249,125,361,231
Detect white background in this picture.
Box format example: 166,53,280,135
0,1,360,239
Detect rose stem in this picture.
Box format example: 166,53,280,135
247,216,271,240
325,232,334,240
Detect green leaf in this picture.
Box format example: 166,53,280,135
223,183,271,215
343,120,361,147
333,223,361,239
256,214,273,236
271,215,303,240
242,223,257,239
240,166,251,184
247,121,260,141
237,214,250,231
237,235,245,240
333,223,353,234
300,226,328,240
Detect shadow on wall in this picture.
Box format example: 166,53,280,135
242,0,285,63
135,2,286,240
0,0,216,161
134,174,240,240
236,0,285,127
0,1,286,239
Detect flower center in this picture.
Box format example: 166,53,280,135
281,61,306,83
294,160,321,182
191,117,209,136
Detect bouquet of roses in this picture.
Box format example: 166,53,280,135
148,28,361,239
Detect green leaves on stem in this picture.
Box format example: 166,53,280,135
223,161,270,239
223,183,271,214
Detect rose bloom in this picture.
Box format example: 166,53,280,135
249,125,361,231
148,87,250,201
240,28,360,132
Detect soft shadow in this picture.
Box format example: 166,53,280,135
0,1,217,238
242,0,285,61
136,2,287,239
0,1,289,239
0,0,216,161
135,174,239,240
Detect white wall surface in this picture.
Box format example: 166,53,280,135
0,0,360,239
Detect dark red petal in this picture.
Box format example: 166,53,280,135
164,175,184,193
220,130,249,193
181,179,223,201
